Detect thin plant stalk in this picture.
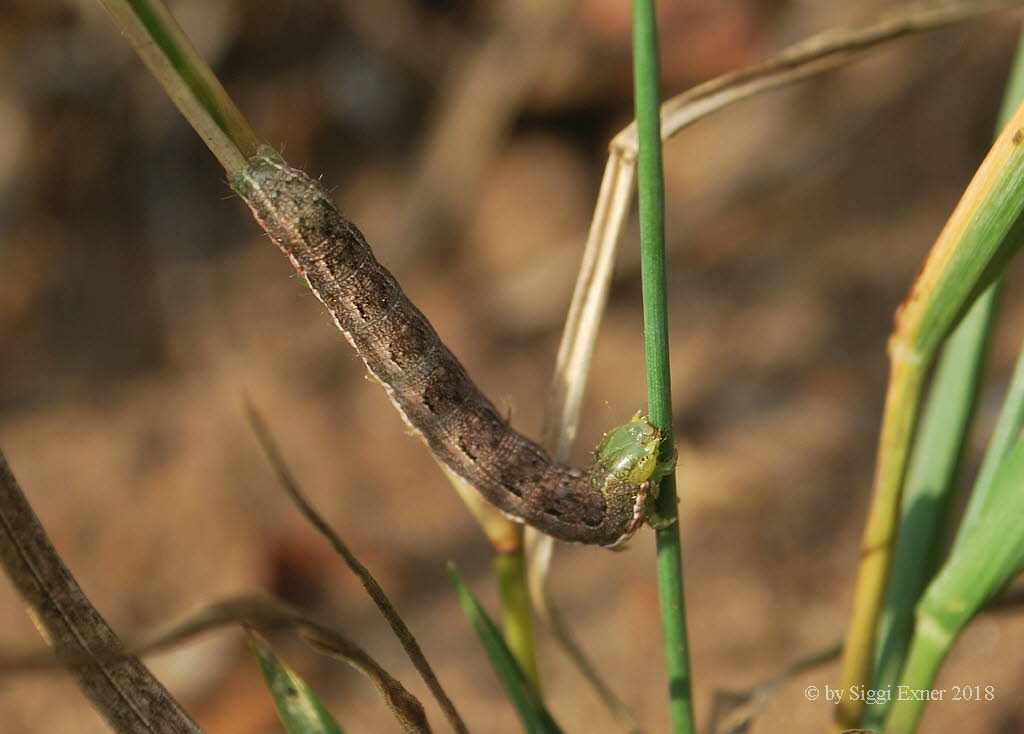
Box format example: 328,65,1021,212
494,553,541,693
836,358,927,730
496,558,540,693
134,595,432,733
527,150,645,734
245,402,469,734
439,468,538,684
0,450,205,733
438,465,534,682
618,0,1022,157
97,0,258,174
632,2,695,733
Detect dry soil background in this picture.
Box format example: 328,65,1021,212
2,1,1024,733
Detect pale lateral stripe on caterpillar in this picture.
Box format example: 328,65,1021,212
233,147,657,547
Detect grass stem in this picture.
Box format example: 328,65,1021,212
836,355,927,730
632,2,695,732
97,0,259,174
495,552,541,693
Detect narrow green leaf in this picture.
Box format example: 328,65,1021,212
957,331,1024,531
929,435,1024,622
447,563,563,734
886,433,1024,733
250,633,345,734
865,30,1024,729
837,34,1024,727
864,289,997,731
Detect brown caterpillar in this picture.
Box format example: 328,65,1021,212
233,147,655,547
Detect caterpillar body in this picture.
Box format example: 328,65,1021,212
233,147,657,547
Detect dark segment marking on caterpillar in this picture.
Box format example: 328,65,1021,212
233,147,655,547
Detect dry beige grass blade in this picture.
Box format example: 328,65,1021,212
527,152,644,734
615,0,1024,157
0,449,204,734
527,0,1023,730
134,596,432,734
244,399,469,734
540,154,639,459
0,593,434,734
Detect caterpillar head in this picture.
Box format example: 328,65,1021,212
594,412,661,486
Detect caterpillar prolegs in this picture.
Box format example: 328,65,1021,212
233,147,663,547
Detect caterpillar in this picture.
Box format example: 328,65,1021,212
233,147,659,547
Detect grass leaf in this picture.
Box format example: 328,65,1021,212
836,60,1024,732
250,632,346,734
885,435,1024,733
864,28,1024,728
448,563,563,734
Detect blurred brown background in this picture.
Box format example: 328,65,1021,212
2,1,1024,732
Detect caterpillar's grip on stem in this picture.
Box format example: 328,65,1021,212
233,147,656,547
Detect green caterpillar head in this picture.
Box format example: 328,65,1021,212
594,412,661,486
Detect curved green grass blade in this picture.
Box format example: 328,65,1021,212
957,337,1024,534
250,633,346,734
864,30,1024,729
886,434,1024,733
837,50,1024,731
864,285,998,731
447,563,563,734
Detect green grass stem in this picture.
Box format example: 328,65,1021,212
631,2,695,733
97,0,259,174
495,553,541,694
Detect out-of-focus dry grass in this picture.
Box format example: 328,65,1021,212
1,1,1023,733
